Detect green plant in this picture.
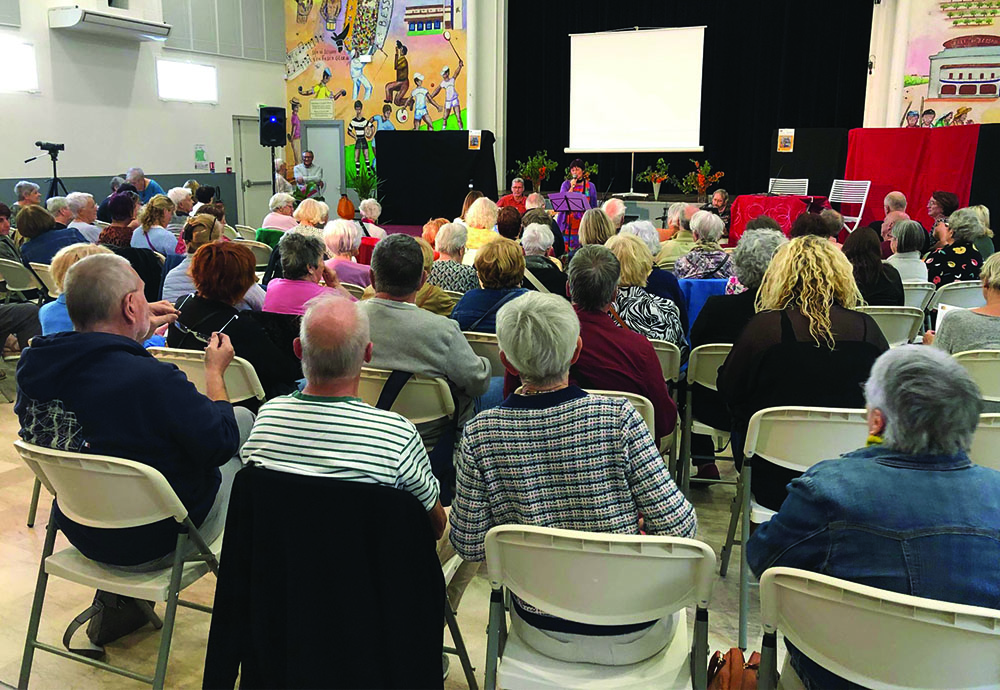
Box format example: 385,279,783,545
903,74,930,87
351,165,381,200
675,159,725,196
636,158,671,184
292,181,323,202
564,161,598,180
510,150,558,186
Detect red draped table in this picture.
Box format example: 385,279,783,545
728,195,830,244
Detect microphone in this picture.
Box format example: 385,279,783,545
602,176,615,203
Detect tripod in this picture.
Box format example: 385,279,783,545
24,150,68,200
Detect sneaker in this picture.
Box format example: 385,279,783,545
694,463,721,481
442,653,450,681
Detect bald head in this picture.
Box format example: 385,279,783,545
525,192,545,210
884,191,907,214
64,253,145,338
602,198,626,229
299,295,371,382
882,210,911,239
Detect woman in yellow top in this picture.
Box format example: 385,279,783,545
463,196,500,251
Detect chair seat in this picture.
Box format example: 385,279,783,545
497,610,691,689
749,496,776,525
44,532,223,602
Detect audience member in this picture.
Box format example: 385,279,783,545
656,204,698,266
170,243,301,401
524,192,545,212
324,218,371,287
464,197,499,250
520,223,567,296
497,177,527,214
11,181,41,227
421,217,448,248
521,205,566,258
46,197,74,229
925,252,1000,353
450,291,696,666
745,214,782,233
261,193,298,231
578,208,615,248
557,160,599,252
673,210,735,280
620,220,687,328
263,233,348,316
819,208,844,241
17,253,250,568
927,191,960,252
747,346,1000,690
17,205,87,265
925,207,984,286
166,187,194,231
968,204,995,259
273,159,294,194
358,198,387,239
96,182,136,224
718,235,889,510
429,223,479,293
65,192,101,242
40,243,113,335
455,190,484,227
886,220,930,282
659,202,686,242
359,237,457,316
704,189,730,232
0,204,19,262
196,201,228,229
126,166,165,204
605,233,685,351
132,194,183,255
788,212,836,242
878,210,911,259
496,206,522,240
98,193,138,248
884,190,907,215
451,238,528,333
601,197,627,230
289,198,327,241
842,226,904,305
192,185,216,215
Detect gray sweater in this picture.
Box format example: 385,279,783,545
934,309,1000,354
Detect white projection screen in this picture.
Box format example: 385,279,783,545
567,26,706,153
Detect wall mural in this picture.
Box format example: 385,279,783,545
901,0,1000,126
283,0,468,190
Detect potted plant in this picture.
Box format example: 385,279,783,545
510,150,558,193
636,158,671,200
675,159,725,203
351,165,380,201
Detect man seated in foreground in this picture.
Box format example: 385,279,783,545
747,346,1000,689
451,292,696,666
16,254,253,569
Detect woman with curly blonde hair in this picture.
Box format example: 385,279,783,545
718,235,890,509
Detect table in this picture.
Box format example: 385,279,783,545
729,194,830,244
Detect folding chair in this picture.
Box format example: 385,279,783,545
234,224,257,241
234,239,273,269
95,220,110,229
855,306,923,347
721,406,868,649
221,224,238,241
767,178,809,196
28,263,58,299
679,343,734,493
443,289,465,301
146,348,265,403
358,366,455,425
255,228,285,249
442,555,480,690
340,282,366,299
827,179,871,233
758,567,1000,690
464,331,504,378
953,350,1000,405
928,280,986,311
902,281,935,312
484,525,716,690
14,440,222,690
0,258,46,304
650,339,683,473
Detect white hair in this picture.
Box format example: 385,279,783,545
466,197,498,230
602,198,627,228
269,192,295,212
620,220,661,255
65,192,94,216
14,180,39,201
496,292,580,386
323,218,361,256
690,210,725,243
512,177,524,186
274,158,285,172
525,193,546,210
46,196,69,216
166,187,192,206
667,202,686,227
435,222,468,255
299,295,371,381
521,223,554,256
359,198,382,221
125,167,144,183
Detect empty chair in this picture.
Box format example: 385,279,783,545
28,262,58,299
767,178,809,196
237,239,273,269
929,280,987,311
221,224,238,240
146,348,265,403
902,281,935,311
827,179,871,234
234,224,257,241
758,567,1000,690
0,258,46,303
649,338,682,384
679,343,734,493
464,331,504,378
856,305,923,347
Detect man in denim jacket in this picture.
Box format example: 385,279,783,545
747,345,1000,689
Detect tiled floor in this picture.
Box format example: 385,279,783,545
0,386,772,689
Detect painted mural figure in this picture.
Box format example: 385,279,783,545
431,60,464,129
920,108,936,127
348,100,374,176
349,49,374,100
288,97,303,165
298,64,348,101
296,0,314,24
905,111,920,127
408,73,442,130
385,41,410,106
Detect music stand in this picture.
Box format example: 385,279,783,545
549,191,589,215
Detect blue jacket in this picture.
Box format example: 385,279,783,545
747,445,1000,688
450,287,528,334
15,331,240,565
20,227,87,265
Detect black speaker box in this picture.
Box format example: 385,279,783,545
259,107,286,147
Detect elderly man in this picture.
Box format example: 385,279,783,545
451,291,695,666
165,187,194,231
748,345,1000,689
656,203,699,266
522,194,566,258
497,178,527,214
293,150,325,193
261,192,298,231
126,167,165,204
879,209,911,258
520,223,567,296
702,189,730,233
11,180,41,228
46,196,74,229
16,253,252,569
601,197,627,230
274,159,295,194
65,192,101,243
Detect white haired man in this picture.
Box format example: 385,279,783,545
46,196,74,229
601,197,627,230
522,195,566,258
65,192,101,243
451,291,695,665
126,166,165,204
11,180,41,228
166,187,194,231
497,178,527,214
748,345,1000,689
274,159,294,194
656,203,699,266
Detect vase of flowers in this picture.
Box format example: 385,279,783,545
511,150,558,193
636,158,671,200
676,159,725,199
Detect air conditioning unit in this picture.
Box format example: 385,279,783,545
48,5,171,42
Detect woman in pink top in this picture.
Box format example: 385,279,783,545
260,192,299,231
263,233,354,315
323,218,372,287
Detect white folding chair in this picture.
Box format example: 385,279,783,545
953,349,1000,403
146,348,265,403
234,224,257,241
442,555,480,690
649,339,682,384
971,414,1000,471
929,280,986,311
234,239,273,268
28,263,59,299
464,331,503,378
856,306,923,347
758,567,1000,690
14,440,223,690
586,388,656,438
901,281,935,312
95,220,110,229
827,179,871,233
0,257,46,303
341,282,366,299
443,289,464,301
767,178,809,196
484,525,716,690
721,406,869,649
358,366,455,425
221,224,238,240
679,344,734,493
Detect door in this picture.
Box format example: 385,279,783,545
233,116,275,229
301,120,346,200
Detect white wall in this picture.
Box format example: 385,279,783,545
467,0,507,189
0,0,284,179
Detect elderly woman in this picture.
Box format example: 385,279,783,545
169,242,301,402
520,222,567,297
621,220,687,326
464,196,499,250
289,198,327,241
17,205,88,265
605,233,685,352
579,208,615,248
429,222,479,293
718,235,890,510
263,232,351,316
323,218,372,287
39,243,113,335
925,207,984,286
842,226,904,305
450,291,696,667
274,159,294,194
924,252,1000,355
455,190,484,227
450,238,528,333
968,204,995,259
673,210,735,280
132,194,182,255
261,193,297,231
98,193,139,249
358,198,387,239
885,220,930,282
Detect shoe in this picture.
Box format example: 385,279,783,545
694,463,721,481
442,653,450,681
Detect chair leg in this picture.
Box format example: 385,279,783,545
691,607,708,690
738,464,752,650
484,588,506,690
719,480,743,578
151,534,187,690
445,594,478,690
26,478,41,528
759,631,778,690
19,516,59,690
678,390,693,492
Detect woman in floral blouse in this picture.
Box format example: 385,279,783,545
925,207,984,287
428,222,480,293
673,210,736,280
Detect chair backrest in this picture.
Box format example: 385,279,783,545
953,349,1000,402
95,220,110,229
585,389,655,438
234,224,257,241
443,289,464,301
255,227,285,249
760,567,1000,690
463,331,503,378
687,343,733,392
13,440,188,528
485,525,716,625
828,179,871,232
28,262,58,298
856,306,923,347
222,224,238,240
236,239,273,267
147,347,266,402
902,281,935,311
0,258,44,293
649,339,681,383
341,282,366,299
767,178,809,196
971,414,1000,470
929,280,986,311
744,406,869,473
357,366,455,424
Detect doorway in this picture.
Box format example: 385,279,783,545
301,120,346,201
233,115,276,229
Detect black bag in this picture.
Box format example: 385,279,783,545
63,590,161,659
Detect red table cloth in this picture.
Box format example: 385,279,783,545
729,195,830,244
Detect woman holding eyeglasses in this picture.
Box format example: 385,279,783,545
167,242,301,404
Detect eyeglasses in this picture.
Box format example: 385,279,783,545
172,295,238,344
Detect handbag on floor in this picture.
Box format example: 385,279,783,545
63,590,161,659
708,647,760,690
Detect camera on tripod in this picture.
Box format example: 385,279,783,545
35,141,65,154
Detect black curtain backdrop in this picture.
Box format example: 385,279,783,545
505,1,874,198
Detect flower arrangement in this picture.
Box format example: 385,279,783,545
511,150,558,192
564,161,599,181
292,180,323,202
636,158,671,184
676,159,725,196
